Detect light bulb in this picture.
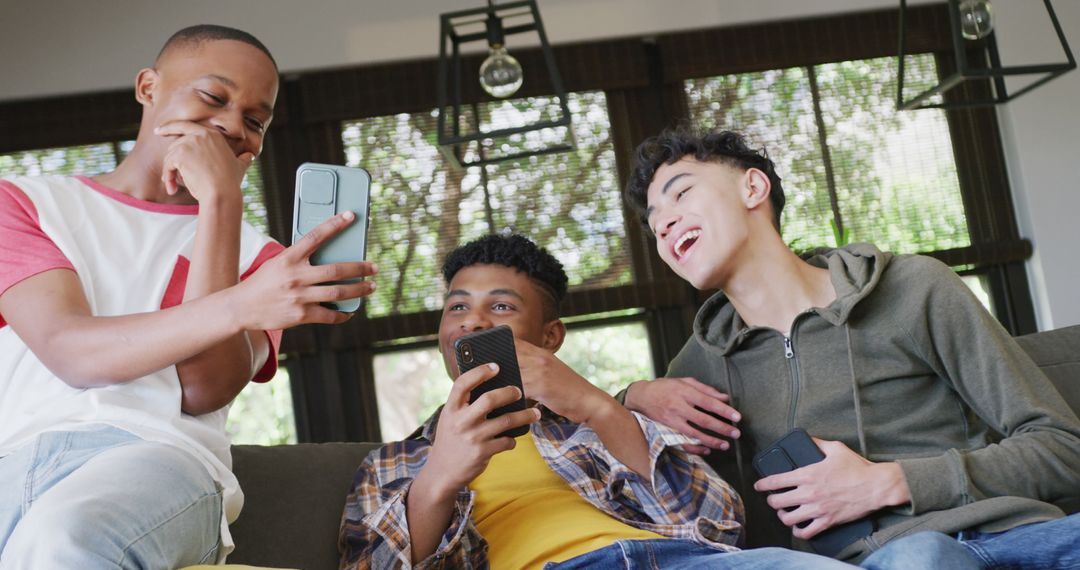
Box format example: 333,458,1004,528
479,45,523,98
959,0,994,41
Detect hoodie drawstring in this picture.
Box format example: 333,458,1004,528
846,323,868,457
722,357,748,491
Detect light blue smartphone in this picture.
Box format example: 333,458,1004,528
291,162,372,313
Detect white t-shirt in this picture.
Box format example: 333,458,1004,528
0,175,284,556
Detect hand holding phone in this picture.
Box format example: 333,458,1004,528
753,428,875,557
454,325,530,438
291,163,372,312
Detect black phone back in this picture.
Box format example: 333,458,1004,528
752,428,875,557
453,325,529,438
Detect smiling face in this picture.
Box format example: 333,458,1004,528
136,38,278,162
438,264,563,379
646,157,772,290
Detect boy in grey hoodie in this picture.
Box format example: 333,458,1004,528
618,127,1080,567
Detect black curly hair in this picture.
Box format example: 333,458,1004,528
624,126,785,233
442,234,568,320
158,24,277,69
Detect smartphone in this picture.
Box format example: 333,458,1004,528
454,325,530,438
752,428,875,557
291,162,372,313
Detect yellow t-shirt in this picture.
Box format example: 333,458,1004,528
470,433,663,569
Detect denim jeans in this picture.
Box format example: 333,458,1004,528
861,513,1080,570
0,425,222,569
543,538,856,569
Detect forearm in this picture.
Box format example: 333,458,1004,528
176,199,262,413
405,467,460,564
184,197,243,300
44,289,246,387
585,397,652,480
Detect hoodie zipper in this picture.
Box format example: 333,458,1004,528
783,310,814,431
784,335,799,430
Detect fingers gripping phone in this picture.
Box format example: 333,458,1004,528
291,163,372,313
752,428,875,558
454,325,530,438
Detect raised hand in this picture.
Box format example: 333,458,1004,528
155,120,254,200
230,211,378,330
426,362,541,494
515,339,607,424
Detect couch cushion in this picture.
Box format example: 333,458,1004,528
1015,324,1080,417
229,442,378,570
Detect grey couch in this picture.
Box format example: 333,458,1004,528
226,325,1080,570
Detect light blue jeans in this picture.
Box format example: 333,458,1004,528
0,425,222,569
543,538,857,569
861,513,1080,569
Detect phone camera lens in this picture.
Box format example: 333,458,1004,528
461,343,474,364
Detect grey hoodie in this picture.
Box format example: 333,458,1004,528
664,243,1080,561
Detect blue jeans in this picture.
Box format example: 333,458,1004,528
861,513,1080,569
0,425,222,569
543,538,856,569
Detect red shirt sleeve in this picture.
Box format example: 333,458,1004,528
0,180,76,328
241,241,286,383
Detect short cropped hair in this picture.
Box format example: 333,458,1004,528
442,234,568,320
625,126,785,232
157,24,277,69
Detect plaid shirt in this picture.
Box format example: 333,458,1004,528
339,407,744,569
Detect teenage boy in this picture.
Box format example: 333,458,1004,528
619,127,1080,566
339,234,852,570
0,26,376,568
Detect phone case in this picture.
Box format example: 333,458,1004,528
291,163,372,312
752,428,875,557
454,325,529,438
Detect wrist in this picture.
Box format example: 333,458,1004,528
413,461,463,505
196,190,243,217
624,380,646,412
216,285,251,336
873,462,911,509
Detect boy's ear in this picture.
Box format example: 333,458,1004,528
542,319,566,353
743,168,772,210
134,68,160,106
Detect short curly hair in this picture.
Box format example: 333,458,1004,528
442,234,568,319
624,126,785,233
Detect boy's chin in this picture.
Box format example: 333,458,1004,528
676,266,716,291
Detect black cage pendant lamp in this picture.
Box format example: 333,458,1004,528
898,0,1076,110
436,0,573,169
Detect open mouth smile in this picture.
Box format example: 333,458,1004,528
673,229,701,261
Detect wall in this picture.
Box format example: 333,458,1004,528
1,0,1076,328
993,0,1080,329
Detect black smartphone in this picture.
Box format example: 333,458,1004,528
453,325,529,438
752,428,875,557
291,162,372,313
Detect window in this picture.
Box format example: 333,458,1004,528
373,346,450,442
2,142,293,444
686,55,970,255
557,318,654,396
342,91,628,317
226,361,298,445
0,142,118,177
